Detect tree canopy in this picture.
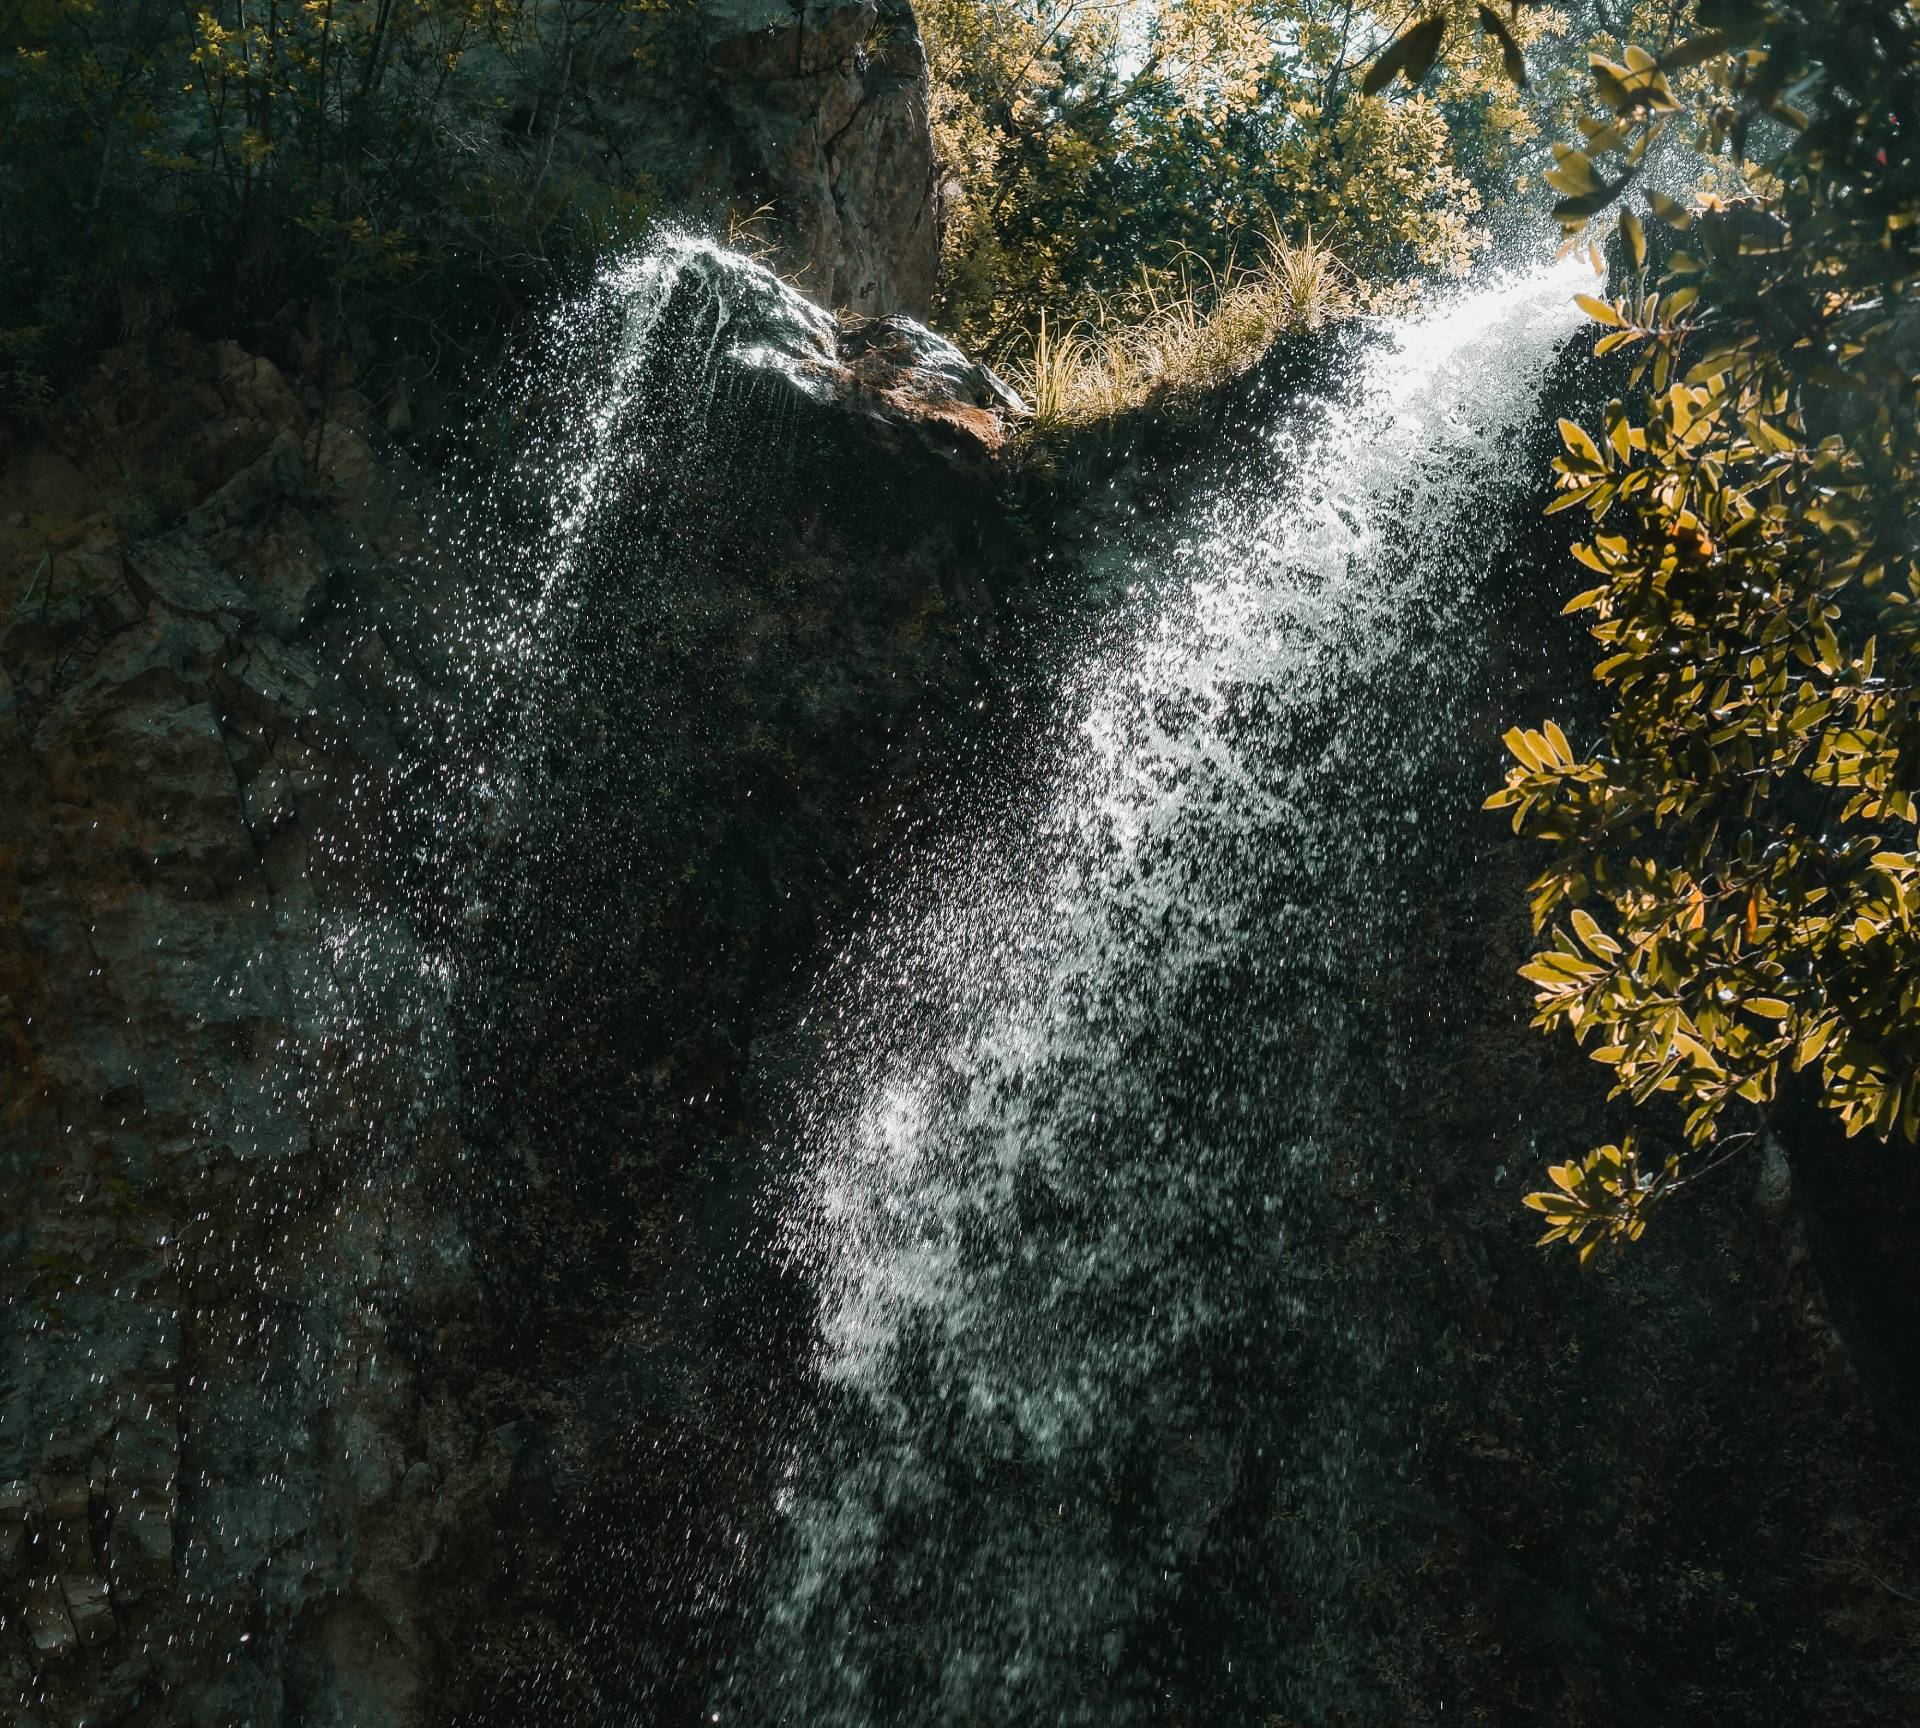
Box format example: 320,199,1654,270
1479,0,1920,1258
922,0,1629,354
0,0,663,413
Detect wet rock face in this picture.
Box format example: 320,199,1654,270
0,256,1024,1726
637,240,1023,459
13,236,1914,1728
703,0,940,316
0,334,467,1728
834,314,1028,454
432,247,1036,1721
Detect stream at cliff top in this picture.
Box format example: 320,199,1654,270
694,260,1592,1723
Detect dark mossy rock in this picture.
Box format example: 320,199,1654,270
0,240,1030,1727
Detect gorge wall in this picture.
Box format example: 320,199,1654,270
4,14,1920,1727
0,16,995,1722
499,0,940,320
0,261,1028,1728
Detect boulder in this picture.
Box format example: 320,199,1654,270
634,236,1023,460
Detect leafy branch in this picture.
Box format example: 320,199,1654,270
1484,0,1920,1259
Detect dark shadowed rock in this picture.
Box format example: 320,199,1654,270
632,238,1024,462
0,240,1027,1727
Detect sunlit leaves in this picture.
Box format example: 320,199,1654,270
963,0,1548,357
1523,1138,1677,1263
1497,0,1920,1260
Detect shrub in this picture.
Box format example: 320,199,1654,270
0,1,664,402
1012,227,1349,432
1480,0,1920,1259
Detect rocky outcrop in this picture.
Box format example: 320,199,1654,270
0,253,1024,1726
634,239,1021,456
515,0,940,319
702,0,941,315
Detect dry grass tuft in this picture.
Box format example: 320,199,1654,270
1010,227,1350,436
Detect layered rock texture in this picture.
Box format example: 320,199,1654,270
2,336,450,1726
521,0,940,318
0,234,1026,1723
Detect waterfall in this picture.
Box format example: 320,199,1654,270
733,262,1591,1724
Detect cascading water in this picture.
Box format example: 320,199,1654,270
726,261,1592,1723
351,235,1588,1721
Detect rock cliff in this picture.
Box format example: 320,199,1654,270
2,5,962,1710
0,237,1024,1723
5,47,1920,1726
528,0,940,318
702,0,941,315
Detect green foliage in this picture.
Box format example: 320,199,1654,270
1523,1135,1678,1263
925,0,1589,358
1013,226,1349,432
0,0,667,402
1484,0,1920,1256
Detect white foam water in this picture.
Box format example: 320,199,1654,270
738,261,1592,1725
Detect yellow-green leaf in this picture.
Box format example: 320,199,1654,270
1559,418,1606,470
1620,208,1646,270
